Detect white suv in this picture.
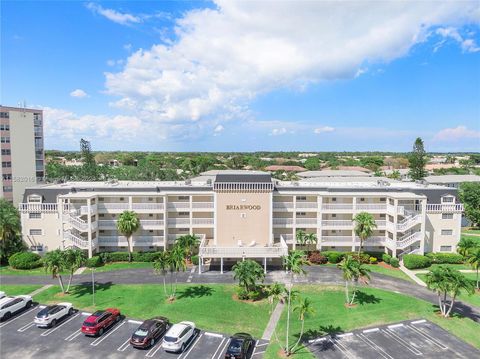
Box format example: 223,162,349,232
162,321,196,353
34,302,74,327
0,295,33,321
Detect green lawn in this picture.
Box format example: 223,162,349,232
416,273,480,307
33,283,270,338
265,286,480,359
0,266,62,276
85,261,154,273
0,284,43,296
461,229,480,235
365,264,413,282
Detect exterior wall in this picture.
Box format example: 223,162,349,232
425,212,462,253
215,191,271,246
20,211,63,252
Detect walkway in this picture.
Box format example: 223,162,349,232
399,263,427,287
261,301,285,340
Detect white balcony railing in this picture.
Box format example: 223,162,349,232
167,218,191,225
321,204,354,210
97,235,164,246
426,204,463,213
191,202,214,209
19,203,58,213
132,203,165,211
273,202,294,210
355,204,387,211
396,232,422,249
295,218,317,225
321,236,353,243
199,237,288,258
397,214,422,231
64,230,92,249
295,202,318,209
273,218,294,226
97,203,129,211
167,202,190,210
321,220,352,227
192,218,214,225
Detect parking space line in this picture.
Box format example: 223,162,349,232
81,312,91,316
330,338,354,358
117,337,131,352
255,342,268,348
383,329,422,356
90,320,126,347
41,313,80,337
145,341,163,357
308,337,327,344
387,323,404,329
0,306,38,328
65,329,82,341
180,333,203,359
407,324,448,350
128,319,142,325
210,337,226,359
363,328,379,333
411,319,427,325
213,337,229,359
204,331,223,338
358,333,394,359
17,322,35,332
337,332,353,337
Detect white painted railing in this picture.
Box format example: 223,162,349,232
80,205,97,215
426,204,463,213
295,218,317,225
167,218,190,225
322,220,352,227
64,231,92,249
97,235,164,246
321,236,352,243
199,243,288,258
397,214,422,231
66,212,89,231
97,203,129,211
321,204,354,210
191,202,214,209
273,218,294,225
167,202,190,210
396,232,422,249
192,218,214,225
355,204,387,211
295,202,318,209
132,203,165,211
273,202,294,209
19,203,59,213
141,220,165,228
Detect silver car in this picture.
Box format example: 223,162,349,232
161,321,196,353
34,302,74,327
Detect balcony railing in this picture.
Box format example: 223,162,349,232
321,204,354,210
97,203,129,211
191,202,214,209
192,218,214,225
355,204,387,211
295,202,318,209
273,202,294,210
167,218,191,225
19,203,58,213
426,204,463,213
199,237,288,258
167,202,191,210
295,218,317,225
321,220,352,227
97,235,165,246
321,236,352,243
132,203,164,211
273,218,294,226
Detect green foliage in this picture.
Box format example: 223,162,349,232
233,259,265,294
323,251,344,263
408,137,427,180
304,157,320,170
403,254,432,269
457,236,480,257
426,252,464,264
0,199,22,264
307,251,327,264
459,182,480,227
86,256,103,268
390,258,400,268
353,212,377,254
191,255,199,265
369,257,378,264
8,252,42,269
382,253,392,264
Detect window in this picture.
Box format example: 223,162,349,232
2,174,11,181
2,161,11,168
296,212,306,216
441,229,453,235
29,229,43,235
179,212,189,216
119,197,124,201
1,149,10,155
440,245,452,252
99,213,104,217
332,198,337,202
380,198,386,202
332,214,337,218
0,112,9,118
442,213,454,220
179,196,189,200
179,228,189,232
148,197,153,201
360,198,365,202
3,186,12,192
29,212,41,219
380,214,386,219
30,245,43,251
442,196,454,203
296,196,306,201
0,137,10,143
28,195,42,203
0,124,9,131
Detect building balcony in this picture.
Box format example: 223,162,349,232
167,218,191,226
273,202,294,211
321,220,352,229
199,238,288,259
97,235,165,247
321,204,354,211
167,202,191,210
295,218,317,226
192,218,214,226
131,203,165,212
273,218,294,227
295,202,318,210
191,202,214,210
98,219,165,230
97,203,129,212
426,204,463,213
19,203,59,213
321,236,353,246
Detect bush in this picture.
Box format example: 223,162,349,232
345,252,370,264
236,287,249,300
86,256,103,268
8,252,42,269
382,253,392,264
403,254,431,270
390,258,400,268
132,251,163,262
426,252,464,264
247,290,262,301
308,251,328,264
369,257,378,264
98,251,164,263
323,251,344,264
191,255,199,265
364,252,385,261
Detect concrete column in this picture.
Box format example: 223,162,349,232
419,198,427,255
87,198,93,258
189,196,193,235
199,257,202,274
393,198,399,258
317,196,323,251
220,257,224,274
264,257,267,274
293,195,297,250
351,197,357,252
128,196,133,210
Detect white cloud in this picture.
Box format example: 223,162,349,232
436,27,480,53
270,127,287,136
70,89,88,98
104,0,479,131
314,126,335,134
434,126,480,141
213,124,224,136
86,2,141,25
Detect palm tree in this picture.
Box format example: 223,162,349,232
282,250,310,356
266,282,285,344
168,246,187,300
153,251,170,298
466,247,480,289
457,236,478,257
63,248,85,293
304,233,317,251
290,297,315,353
232,259,265,294
338,255,371,305
117,210,140,262
295,230,306,248
353,212,377,256
43,249,67,293
175,234,199,261
0,199,21,253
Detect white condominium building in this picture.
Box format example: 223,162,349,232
19,171,463,269
1,106,45,206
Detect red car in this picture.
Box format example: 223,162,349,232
81,308,121,336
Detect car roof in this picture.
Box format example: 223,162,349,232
167,322,192,337
231,333,253,340
0,296,15,305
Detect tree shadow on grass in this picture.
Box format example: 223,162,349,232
294,325,344,355
354,290,381,305
177,285,214,299
67,281,117,306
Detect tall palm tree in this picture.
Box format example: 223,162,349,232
338,255,371,305
168,246,187,300
117,210,140,262
0,199,21,252
232,259,265,294
457,236,478,257
282,250,310,356
175,234,199,261
43,249,67,293
353,212,377,256
290,297,315,353
466,247,480,289
304,233,318,251
153,251,170,298
63,248,85,293
295,230,306,248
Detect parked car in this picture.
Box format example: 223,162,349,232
225,333,254,359
0,295,33,321
34,302,74,328
81,308,121,336
161,321,196,353
0,292,6,300
130,316,170,349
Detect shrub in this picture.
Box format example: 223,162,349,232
98,251,163,263
364,252,385,261
369,257,378,264
390,258,400,268
426,253,464,264
191,255,199,265
323,251,344,264
132,251,163,262
403,254,431,270
382,253,392,264
308,251,328,264
8,252,42,269
236,287,249,300
86,256,103,268
345,252,370,264
247,290,262,301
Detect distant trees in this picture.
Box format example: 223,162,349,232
459,183,480,227
408,137,427,181
304,157,320,171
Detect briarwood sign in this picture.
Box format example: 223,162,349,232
226,204,261,210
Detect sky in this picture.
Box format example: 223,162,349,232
1,0,480,152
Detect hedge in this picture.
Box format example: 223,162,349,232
426,252,464,264
308,251,328,264
98,251,163,263
390,258,400,268
382,253,392,264
86,256,103,268
403,254,431,270
8,252,42,269
322,251,344,264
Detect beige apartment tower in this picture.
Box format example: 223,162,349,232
0,106,44,206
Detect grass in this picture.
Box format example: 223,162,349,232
33,283,270,338
0,284,43,296
416,273,480,307
264,286,480,359
85,261,154,273
461,229,480,235
0,265,65,276
365,264,413,282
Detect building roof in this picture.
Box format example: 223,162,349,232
298,170,372,178
424,175,480,184
328,166,371,172
264,165,306,172
215,173,272,183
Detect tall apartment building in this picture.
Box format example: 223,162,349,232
18,171,463,271
0,106,44,205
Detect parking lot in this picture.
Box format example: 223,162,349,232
0,303,268,359
307,319,480,359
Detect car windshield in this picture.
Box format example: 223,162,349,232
83,322,95,327
163,336,177,343
134,329,149,337
227,339,243,354
37,307,54,317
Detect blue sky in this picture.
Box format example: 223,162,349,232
1,1,479,152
